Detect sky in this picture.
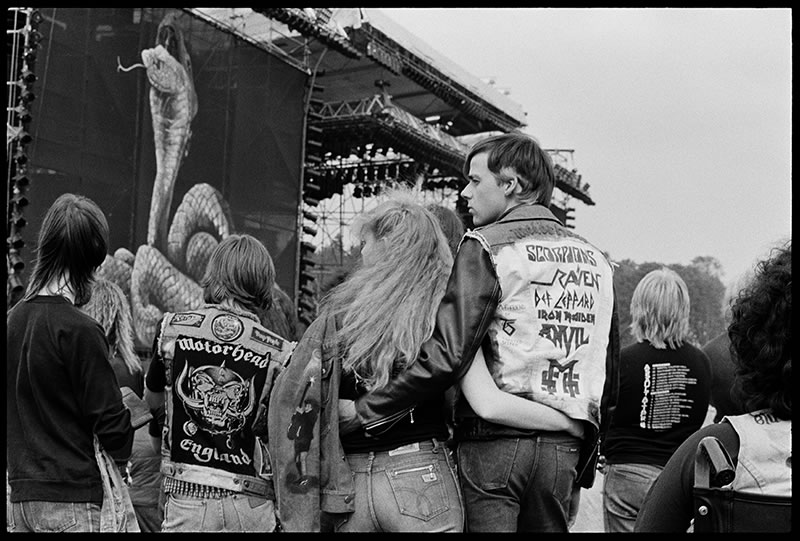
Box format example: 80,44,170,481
378,8,792,290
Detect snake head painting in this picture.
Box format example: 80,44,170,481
105,12,233,346
103,11,298,347
144,12,199,252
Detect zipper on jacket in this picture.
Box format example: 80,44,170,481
364,405,415,436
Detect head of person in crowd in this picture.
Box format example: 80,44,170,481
321,188,453,391
82,277,141,375
461,131,555,226
23,193,109,307
629,267,691,350
201,233,275,316
727,240,791,420
427,204,466,258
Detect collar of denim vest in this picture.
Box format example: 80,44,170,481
495,202,561,225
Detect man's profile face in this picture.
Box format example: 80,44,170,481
460,152,511,227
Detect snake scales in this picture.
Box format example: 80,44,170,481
101,12,297,346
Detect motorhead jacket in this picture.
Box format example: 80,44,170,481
156,304,294,499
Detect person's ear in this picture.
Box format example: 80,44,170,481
505,176,520,196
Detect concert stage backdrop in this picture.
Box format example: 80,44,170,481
20,8,306,347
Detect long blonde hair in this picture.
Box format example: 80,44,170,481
82,278,141,374
320,188,454,390
629,267,691,349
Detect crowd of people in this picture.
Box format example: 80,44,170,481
6,133,791,532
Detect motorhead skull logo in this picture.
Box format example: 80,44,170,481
176,362,256,434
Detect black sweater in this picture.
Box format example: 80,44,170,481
7,296,133,504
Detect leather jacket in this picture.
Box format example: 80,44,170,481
353,204,619,453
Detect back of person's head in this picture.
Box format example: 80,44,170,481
24,193,109,306
427,204,466,258
322,187,453,390
462,131,555,206
82,278,141,375
630,267,691,349
728,240,791,420
201,234,275,314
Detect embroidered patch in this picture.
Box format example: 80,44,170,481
171,312,205,327
250,326,284,350
211,314,244,342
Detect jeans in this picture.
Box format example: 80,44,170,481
335,439,464,532
7,501,102,532
602,462,663,533
457,433,581,532
161,493,276,532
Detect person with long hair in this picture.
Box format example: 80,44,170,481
338,133,619,532
143,234,294,532
82,278,164,532
269,187,584,532
7,193,134,532
635,240,791,532
601,267,712,532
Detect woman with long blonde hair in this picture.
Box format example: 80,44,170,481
82,278,164,532
325,191,454,391
83,278,141,379
269,187,584,532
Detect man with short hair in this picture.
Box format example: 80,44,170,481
342,132,620,532
145,234,295,532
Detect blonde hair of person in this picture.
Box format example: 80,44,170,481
629,267,691,350
320,187,454,391
82,278,141,374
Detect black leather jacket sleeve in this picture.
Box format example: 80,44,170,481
352,237,500,435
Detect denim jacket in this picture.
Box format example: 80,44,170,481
156,305,293,498
268,310,356,532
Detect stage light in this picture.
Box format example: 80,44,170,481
303,209,319,225
20,89,36,104
8,272,25,295
23,49,37,65
13,172,30,188
20,70,37,85
9,249,25,271
13,149,28,166
8,231,25,250
12,194,29,208
29,9,43,26
16,130,32,145
10,211,27,229
564,207,576,229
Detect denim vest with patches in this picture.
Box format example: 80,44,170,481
157,305,294,497
724,409,791,496
465,204,615,431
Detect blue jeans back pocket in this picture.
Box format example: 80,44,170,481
25,501,79,532
385,461,448,521
458,439,518,491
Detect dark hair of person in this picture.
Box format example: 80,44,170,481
462,131,556,206
23,193,109,306
201,234,275,314
728,240,791,420
426,204,466,258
